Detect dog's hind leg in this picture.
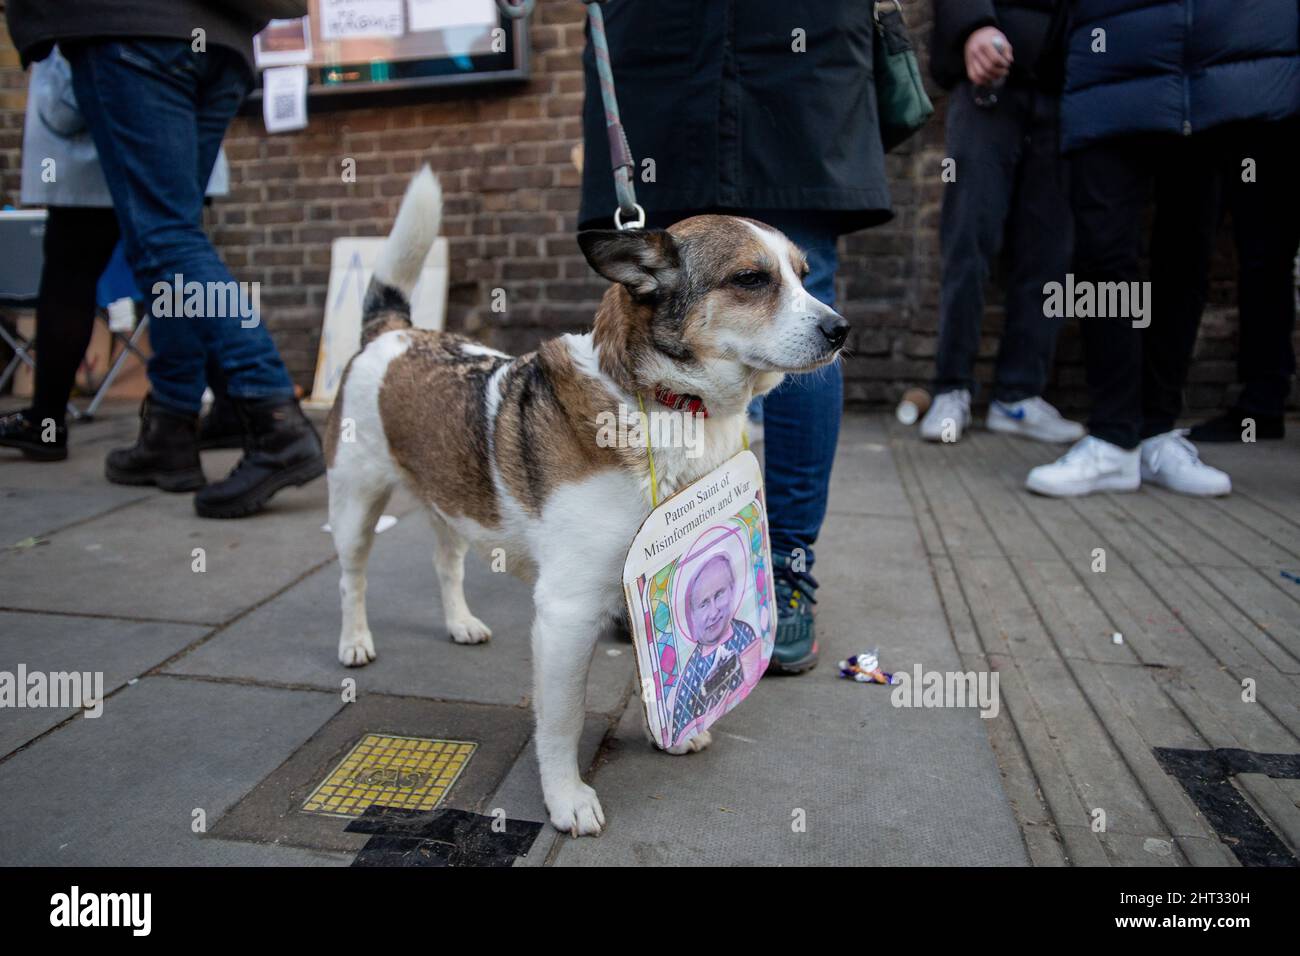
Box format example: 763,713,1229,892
427,511,491,645
330,470,392,667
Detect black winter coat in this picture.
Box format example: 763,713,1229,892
4,0,292,71
579,0,892,233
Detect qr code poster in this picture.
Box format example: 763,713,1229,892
623,450,775,751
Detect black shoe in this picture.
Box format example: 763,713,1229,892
0,409,67,461
105,396,207,491
193,397,325,519
197,392,245,450
1187,408,1284,443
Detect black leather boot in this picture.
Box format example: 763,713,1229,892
193,397,325,519
105,396,206,491
197,391,245,450
0,409,67,461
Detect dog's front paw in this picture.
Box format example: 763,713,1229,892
339,632,376,667
665,729,712,755
448,614,492,645
545,780,605,837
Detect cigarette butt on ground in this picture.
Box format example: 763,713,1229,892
896,387,932,425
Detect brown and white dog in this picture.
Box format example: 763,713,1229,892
324,168,848,836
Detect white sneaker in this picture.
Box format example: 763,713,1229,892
1025,436,1140,497
920,389,970,442
987,397,1086,444
1139,430,1231,496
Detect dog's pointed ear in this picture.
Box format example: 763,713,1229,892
578,229,680,297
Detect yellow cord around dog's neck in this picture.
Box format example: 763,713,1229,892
636,393,748,509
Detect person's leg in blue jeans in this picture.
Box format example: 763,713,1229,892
64,39,323,515
754,212,842,674
65,40,294,412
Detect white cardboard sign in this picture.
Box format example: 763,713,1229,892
407,0,496,32
320,0,404,40
308,236,448,406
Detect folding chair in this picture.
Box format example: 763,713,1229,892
0,312,37,396
0,211,150,422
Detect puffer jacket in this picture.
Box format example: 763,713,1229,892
1060,0,1300,153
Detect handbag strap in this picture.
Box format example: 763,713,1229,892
873,0,902,21
874,0,918,55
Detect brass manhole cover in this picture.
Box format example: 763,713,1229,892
302,734,476,818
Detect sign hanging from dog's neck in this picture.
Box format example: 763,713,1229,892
623,450,775,752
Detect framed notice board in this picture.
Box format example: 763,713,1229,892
247,0,528,109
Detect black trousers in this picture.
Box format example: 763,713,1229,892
1224,119,1300,418
32,206,121,425
934,82,1073,402
1070,133,1222,449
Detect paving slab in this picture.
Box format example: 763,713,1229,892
826,416,914,520
0,674,344,865
0,609,209,755
0,483,153,550
0,411,158,545
164,514,637,714
0,472,336,624
555,509,1027,866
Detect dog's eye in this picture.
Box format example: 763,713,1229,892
730,270,770,289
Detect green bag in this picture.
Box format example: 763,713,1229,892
873,0,934,151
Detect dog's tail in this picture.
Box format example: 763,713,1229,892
361,165,442,345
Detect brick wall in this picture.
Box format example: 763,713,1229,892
0,2,1292,413
0,5,22,191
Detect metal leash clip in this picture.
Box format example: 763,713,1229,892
614,202,646,231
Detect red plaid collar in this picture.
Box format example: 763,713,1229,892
651,385,708,418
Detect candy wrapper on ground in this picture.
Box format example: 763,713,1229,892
838,649,900,685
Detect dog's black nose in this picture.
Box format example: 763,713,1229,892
818,315,850,348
